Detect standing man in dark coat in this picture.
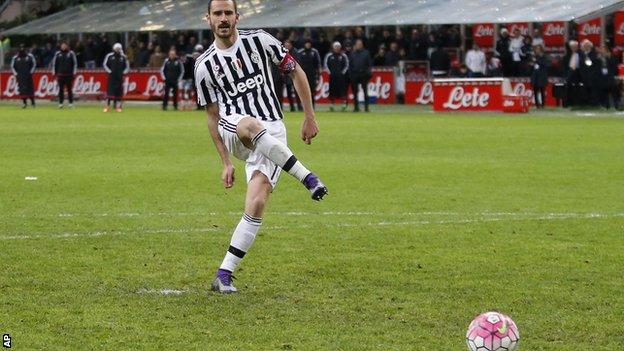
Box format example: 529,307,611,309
160,48,184,111
561,40,581,107
349,39,373,112
324,42,349,111
495,28,512,77
297,39,321,109
596,45,620,109
103,43,130,113
579,40,599,106
11,44,36,108
52,42,77,108
530,45,549,109
429,46,450,77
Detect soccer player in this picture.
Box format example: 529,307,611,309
10,44,36,108
103,43,130,112
52,42,77,109
195,0,328,293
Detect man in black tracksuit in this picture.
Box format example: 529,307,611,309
324,42,349,111
52,42,77,108
161,49,184,111
11,44,36,108
297,39,322,108
349,39,373,112
103,43,130,112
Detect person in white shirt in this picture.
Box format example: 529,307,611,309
509,28,524,76
532,28,544,48
465,41,486,77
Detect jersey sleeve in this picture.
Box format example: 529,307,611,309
194,61,217,106
259,31,296,72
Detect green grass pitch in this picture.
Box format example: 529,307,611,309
1,103,623,350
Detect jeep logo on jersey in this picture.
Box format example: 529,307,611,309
226,73,264,97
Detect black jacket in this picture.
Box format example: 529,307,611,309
103,52,130,81
52,50,77,76
349,49,373,77
11,52,36,77
597,55,618,89
160,58,184,84
324,52,349,77
496,36,511,62
183,55,195,80
579,49,599,88
297,47,322,78
429,49,450,72
530,54,549,88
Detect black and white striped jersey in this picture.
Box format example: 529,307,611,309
194,29,289,121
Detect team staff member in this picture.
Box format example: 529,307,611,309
52,42,77,108
11,44,36,108
161,48,185,111
530,45,549,109
349,39,372,112
324,41,349,111
297,39,322,108
103,43,130,112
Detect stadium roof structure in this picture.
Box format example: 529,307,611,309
2,0,624,35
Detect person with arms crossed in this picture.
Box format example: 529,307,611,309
11,44,36,108
103,43,130,112
195,0,329,294
52,42,77,108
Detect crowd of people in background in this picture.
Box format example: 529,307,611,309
6,24,624,109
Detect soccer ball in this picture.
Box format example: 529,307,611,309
466,311,519,351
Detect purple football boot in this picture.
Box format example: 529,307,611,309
211,269,237,293
303,173,328,201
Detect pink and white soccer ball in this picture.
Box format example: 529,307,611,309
466,312,519,351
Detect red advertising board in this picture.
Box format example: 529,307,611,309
577,18,602,45
432,78,506,112
507,22,530,36
0,70,167,100
472,23,495,48
315,69,395,104
542,21,567,47
1,68,396,105
614,11,624,46
405,78,558,108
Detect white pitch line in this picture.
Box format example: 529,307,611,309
8,210,623,219
2,212,623,241
136,288,188,296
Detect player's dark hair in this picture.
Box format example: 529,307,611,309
208,0,238,14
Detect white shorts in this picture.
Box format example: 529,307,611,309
218,114,287,188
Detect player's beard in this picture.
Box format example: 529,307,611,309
213,22,235,39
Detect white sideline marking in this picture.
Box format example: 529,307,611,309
2,212,623,241
136,288,187,296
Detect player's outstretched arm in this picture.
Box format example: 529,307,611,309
205,103,235,188
290,65,318,145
